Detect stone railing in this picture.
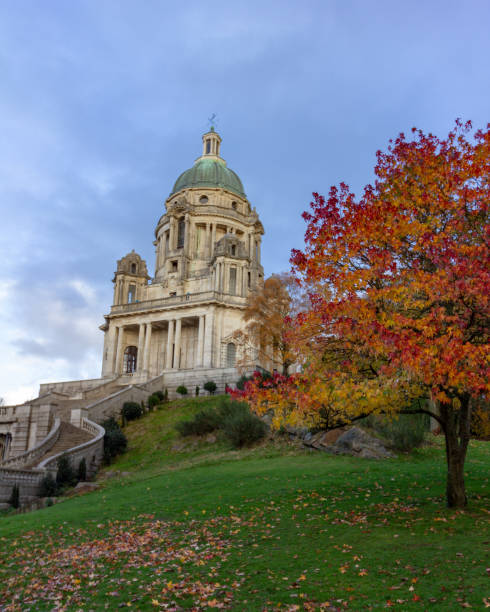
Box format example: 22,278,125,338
38,418,105,478
110,291,247,315
39,377,115,397
86,385,151,423
0,467,48,503
0,405,19,421
0,418,61,469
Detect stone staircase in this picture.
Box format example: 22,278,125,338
26,422,92,468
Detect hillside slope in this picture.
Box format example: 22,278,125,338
0,397,488,611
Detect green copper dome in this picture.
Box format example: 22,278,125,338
170,157,246,198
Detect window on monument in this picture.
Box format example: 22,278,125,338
128,284,136,303
229,267,237,295
123,346,137,374
166,233,169,252
206,139,211,154
231,201,237,210
177,218,185,248
199,195,208,204
130,263,136,274
248,271,251,288
231,245,236,256
226,343,236,367
171,260,178,272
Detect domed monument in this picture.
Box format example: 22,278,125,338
100,127,265,389
0,128,266,499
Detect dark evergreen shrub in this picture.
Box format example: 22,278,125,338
176,385,188,396
9,484,20,509
148,394,160,410
77,457,87,482
102,417,128,464
204,381,217,395
222,410,267,448
39,473,57,497
56,454,77,488
154,390,165,401
195,386,200,397
121,401,143,421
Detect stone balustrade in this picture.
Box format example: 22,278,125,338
39,418,104,479
110,290,246,315
0,419,61,469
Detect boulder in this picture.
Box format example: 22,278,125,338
325,426,394,459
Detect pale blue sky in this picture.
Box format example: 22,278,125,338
1,0,489,403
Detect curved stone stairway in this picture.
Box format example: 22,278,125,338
26,422,93,468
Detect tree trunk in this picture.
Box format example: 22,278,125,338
440,396,472,508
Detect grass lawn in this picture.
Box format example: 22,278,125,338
0,397,488,610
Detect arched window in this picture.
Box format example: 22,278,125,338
206,139,211,154
130,263,136,274
177,218,185,249
123,346,137,374
226,343,236,367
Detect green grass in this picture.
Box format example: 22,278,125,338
0,397,488,610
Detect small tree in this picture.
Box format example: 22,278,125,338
204,381,217,395
39,473,57,497
148,394,160,411
102,417,128,464
77,457,87,482
56,454,76,489
176,385,188,396
9,484,20,509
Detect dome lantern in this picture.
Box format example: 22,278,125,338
202,127,222,157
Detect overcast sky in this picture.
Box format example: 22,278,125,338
1,0,489,404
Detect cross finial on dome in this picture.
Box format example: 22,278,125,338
208,113,218,131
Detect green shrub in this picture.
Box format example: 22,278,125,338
222,410,267,449
77,457,87,482
195,386,200,397
9,484,20,509
176,408,221,436
39,473,57,497
176,385,188,396
175,398,264,448
102,417,128,464
154,390,165,401
56,454,77,488
148,394,160,411
204,381,217,395
364,412,429,452
121,401,143,421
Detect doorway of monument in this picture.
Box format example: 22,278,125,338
124,346,138,374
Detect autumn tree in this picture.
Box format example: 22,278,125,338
238,121,489,508
235,275,295,375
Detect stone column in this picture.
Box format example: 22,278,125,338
206,223,211,258
165,319,174,369
249,233,254,260
257,237,261,263
137,324,145,372
143,323,152,374
196,315,205,367
114,326,124,374
185,214,190,256
203,308,214,367
211,223,216,256
173,318,182,369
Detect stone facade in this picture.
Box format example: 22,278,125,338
99,128,265,386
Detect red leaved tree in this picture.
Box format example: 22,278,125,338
238,121,489,508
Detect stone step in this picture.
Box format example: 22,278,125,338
27,422,93,468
